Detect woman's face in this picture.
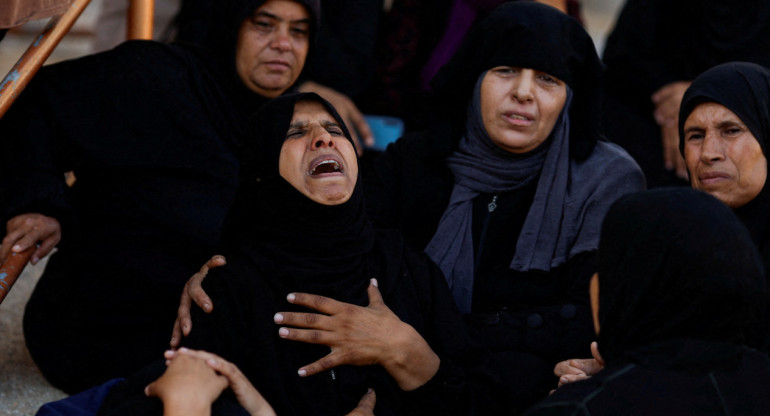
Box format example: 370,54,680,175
235,0,311,98
279,100,359,205
683,102,767,208
480,67,568,154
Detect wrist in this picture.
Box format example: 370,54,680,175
384,325,441,391
162,395,212,416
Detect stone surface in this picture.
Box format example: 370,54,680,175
0,254,66,415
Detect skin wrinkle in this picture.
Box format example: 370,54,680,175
279,100,358,205
480,67,567,154
235,0,311,97
684,102,767,208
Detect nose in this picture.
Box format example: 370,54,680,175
512,69,535,102
700,132,725,163
309,125,334,150
270,26,293,52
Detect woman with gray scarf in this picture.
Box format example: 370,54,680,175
176,3,645,408
363,2,644,400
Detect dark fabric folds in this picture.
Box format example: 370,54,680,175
524,188,770,416
1,0,322,394
597,188,767,363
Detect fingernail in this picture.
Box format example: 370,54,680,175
183,325,188,331
179,347,188,352
274,313,284,323
144,386,150,396
370,278,378,288
367,388,373,394
12,245,21,252
164,350,175,357
208,359,217,365
278,327,289,337
287,293,296,302
298,369,307,377
203,303,211,312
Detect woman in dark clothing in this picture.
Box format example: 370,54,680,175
601,0,770,187
554,61,770,385
679,62,770,277
96,92,527,416
174,3,643,405
525,188,770,415
0,0,319,394
362,1,645,399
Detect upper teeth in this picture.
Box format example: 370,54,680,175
511,114,528,120
308,160,340,175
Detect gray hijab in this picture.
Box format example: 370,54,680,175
426,73,604,313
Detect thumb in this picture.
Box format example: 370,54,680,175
366,278,384,307
591,342,605,366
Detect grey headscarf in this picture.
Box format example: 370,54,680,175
426,73,640,313
426,73,569,312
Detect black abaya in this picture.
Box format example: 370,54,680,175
97,93,542,415
0,0,320,394
525,188,770,415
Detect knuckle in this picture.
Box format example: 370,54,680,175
303,313,319,325
319,357,334,370
311,295,327,309
308,330,322,343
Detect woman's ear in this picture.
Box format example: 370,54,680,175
590,272,600,335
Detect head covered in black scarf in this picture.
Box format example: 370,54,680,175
596,188,766,363
430,1,604,159
424,3,634,313
174,0,321,100
224,92,375,300
678,62,770,264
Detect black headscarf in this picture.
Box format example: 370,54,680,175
224,92,375,301
430,1,604,160
422,3,641,312
178,0,321,115
596,188,767,364
678,62,770,271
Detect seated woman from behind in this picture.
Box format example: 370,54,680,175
96,93,524,416
554,62,770,383
526,188,770,415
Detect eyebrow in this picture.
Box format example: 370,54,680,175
684,126,704,135
684,119,745,135
254,11,311,25
715,120,744,129
287,120,342,130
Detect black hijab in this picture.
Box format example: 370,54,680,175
423,3,640,312
596,188,766,364
429,2,604,160
678,62,770,270
179,0,321,120
223,92,375,301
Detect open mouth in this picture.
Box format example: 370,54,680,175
307,159,343,176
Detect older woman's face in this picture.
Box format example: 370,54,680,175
279,100,358,205
480,67,567,154
683,102,767,208
236,0,310,98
